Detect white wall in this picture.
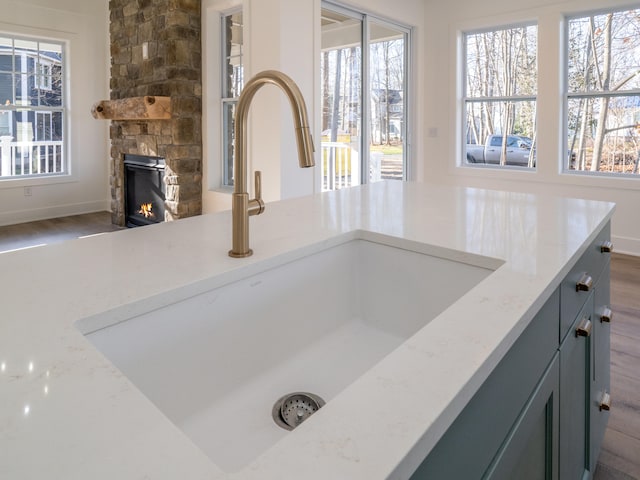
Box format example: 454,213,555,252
202,0,426,213
202,0,316,213
0,0,110,226
423,0,640,255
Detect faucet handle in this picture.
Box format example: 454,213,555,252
255,170,262,202
248,170,265,216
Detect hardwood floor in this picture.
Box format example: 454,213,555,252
0,211,122,253
0,214,638,478
594,253,640,480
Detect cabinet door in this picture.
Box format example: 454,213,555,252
409,290,559,479
559,294,593,480
483,354,559,480
591,263,611,471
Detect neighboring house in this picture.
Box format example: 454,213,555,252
371,88,403,143
0,41,64,176
0,45,63,143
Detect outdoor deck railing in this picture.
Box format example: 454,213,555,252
321,141,359,191
0,137,64,177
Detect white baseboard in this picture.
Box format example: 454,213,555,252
611,234,640,257
0,200,111,227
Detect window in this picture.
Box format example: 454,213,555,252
37,63,52,90
566,8,640,175
221,9,243,187
321,2,410,191
35,111,53,141
463,25,538,168
0,35,64,178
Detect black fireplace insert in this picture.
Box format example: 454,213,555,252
123,154,166,227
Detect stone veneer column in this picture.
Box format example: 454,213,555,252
109,0,202,225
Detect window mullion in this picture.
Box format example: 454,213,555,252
361,14,370,185
465,95,538,103
567,89,640,100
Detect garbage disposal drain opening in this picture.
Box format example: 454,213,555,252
272,392,325,430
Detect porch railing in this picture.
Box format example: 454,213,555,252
0,136,64,177
321,141,359,191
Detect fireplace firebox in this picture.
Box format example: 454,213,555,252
123,154,166,227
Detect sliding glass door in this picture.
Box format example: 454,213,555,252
320,3,410,191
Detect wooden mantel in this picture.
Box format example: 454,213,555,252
91,96,171,120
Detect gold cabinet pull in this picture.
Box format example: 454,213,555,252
576,317,592,337
576,273,593,292
600,241,614,253
600,392,611,411
600,307,612,323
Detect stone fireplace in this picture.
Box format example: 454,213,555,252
108,0,202,226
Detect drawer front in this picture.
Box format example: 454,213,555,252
560,222,611,342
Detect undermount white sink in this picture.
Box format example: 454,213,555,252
79,236,493,472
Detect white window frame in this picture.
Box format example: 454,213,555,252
0,33,66,182
563,6,640,178
220,8,243,188
461,22,538,170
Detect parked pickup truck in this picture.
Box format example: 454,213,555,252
466,134,534,167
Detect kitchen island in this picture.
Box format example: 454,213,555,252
0,181,614,479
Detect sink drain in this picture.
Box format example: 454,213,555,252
272,392,325,430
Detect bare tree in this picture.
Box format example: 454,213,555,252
321,51,330,132
590,14,613,171
330,49,342,144
569,9,640,174
499,29,527,165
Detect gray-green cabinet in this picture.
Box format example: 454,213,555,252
410,222,612,480
559,225,611,478
410,291,560,479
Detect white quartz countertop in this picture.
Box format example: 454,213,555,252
0,182,614,479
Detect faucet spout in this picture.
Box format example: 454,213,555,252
229,70,315,258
